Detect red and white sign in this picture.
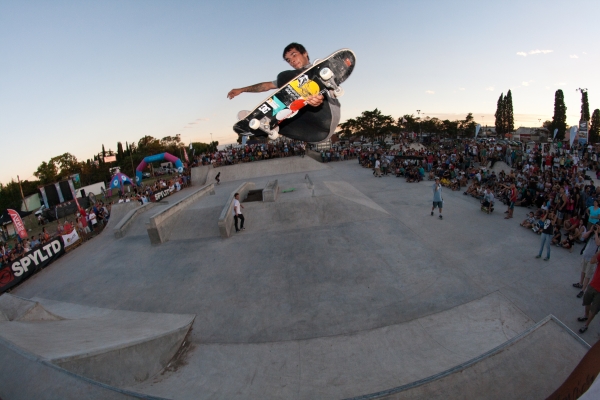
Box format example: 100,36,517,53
7,209,28,239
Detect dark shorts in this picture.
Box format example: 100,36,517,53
509,201,515,210
432,201,443,209
582,285,600,315
276,70,340,143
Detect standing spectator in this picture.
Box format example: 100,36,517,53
431,177,443,220
577,249,600,333
374,158,382,178
233,193,245,233
215,172,221,185
536,210,556,261
88,209,98,232
574,225,600,297
505,183,517,220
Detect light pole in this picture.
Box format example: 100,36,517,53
417,110,421,142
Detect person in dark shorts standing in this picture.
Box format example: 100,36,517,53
432,177,443,219
227,43,340,143
233,193,245,233
578,249,600,333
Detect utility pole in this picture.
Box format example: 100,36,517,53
17,175,28,211
417,110,421,142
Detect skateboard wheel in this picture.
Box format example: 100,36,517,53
333,86,344,98
237,110,251,120
319,67,333,81
249,118,260,130
268,130,279,140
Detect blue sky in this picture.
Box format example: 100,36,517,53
1,0,599,184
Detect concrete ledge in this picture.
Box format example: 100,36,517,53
218,182,255,238
0,335,167,400
263,180,279,202
146,184,215,245
113,202,159,239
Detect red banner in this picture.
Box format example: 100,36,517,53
8,209,28,239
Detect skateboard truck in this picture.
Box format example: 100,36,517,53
249,117,279,140
319,67,344,98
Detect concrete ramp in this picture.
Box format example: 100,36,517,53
353,316,589,400
0,293,62,321
0,294,194,389
191,156,327,185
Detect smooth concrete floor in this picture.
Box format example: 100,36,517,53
12,159,599,399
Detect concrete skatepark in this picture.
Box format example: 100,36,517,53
1,156,598,399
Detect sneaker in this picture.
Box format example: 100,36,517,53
439,215,443,220
577,290,584,298
535,255,541,259
431,211,434,216
543,257,549,261
241,227,246,231
573,283,583,288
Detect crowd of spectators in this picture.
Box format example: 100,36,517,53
192,141,307,167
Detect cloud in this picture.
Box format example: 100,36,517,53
582,52,587,55
196,118,210,121
485,86,494,91
522,82,529,86
425,90,435,94
517,49,553,57
458,87,465,91
570,54,579,58
529,49,553,55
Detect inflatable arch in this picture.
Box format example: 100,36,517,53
135,152,183,185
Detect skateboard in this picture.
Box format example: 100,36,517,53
233,48,356,141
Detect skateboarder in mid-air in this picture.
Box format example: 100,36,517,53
227,43,341,143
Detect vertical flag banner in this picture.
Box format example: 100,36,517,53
8,209,28,239
242,135,248,146
475,124,481,138
184,149,189,163
553,129,558,140
569,126,577,147
54,182,64,203
39,186,49,208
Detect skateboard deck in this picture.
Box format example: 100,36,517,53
233,48,356,142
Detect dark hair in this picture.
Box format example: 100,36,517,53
234,192,239,197
282,43,308,61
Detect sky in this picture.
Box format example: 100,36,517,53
1,0,599,185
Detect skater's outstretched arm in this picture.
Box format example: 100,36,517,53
227,82,277,99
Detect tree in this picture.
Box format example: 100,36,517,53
551,89,567,141
117,142,124,162
504,90,514,133
351,109,395,141
459,113,477,137
494,93,505,135
0,180,23,212
102,144,106,158
50,153,80,179
590,109,600,144
34,160,58,184
581,91,591,122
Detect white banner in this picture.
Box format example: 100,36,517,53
61,230,80,248
569,126,578,147
475,124,481,138
553,128,558,140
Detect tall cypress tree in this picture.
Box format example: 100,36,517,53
551,89,567,141
504,90,514,133
581,91,591,122
494,93,505,135
117,142,124,162
590,109,600,144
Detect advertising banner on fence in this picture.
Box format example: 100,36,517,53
0,237,65,294
150,188,173,202
61,230,80,248
7,209,28,239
